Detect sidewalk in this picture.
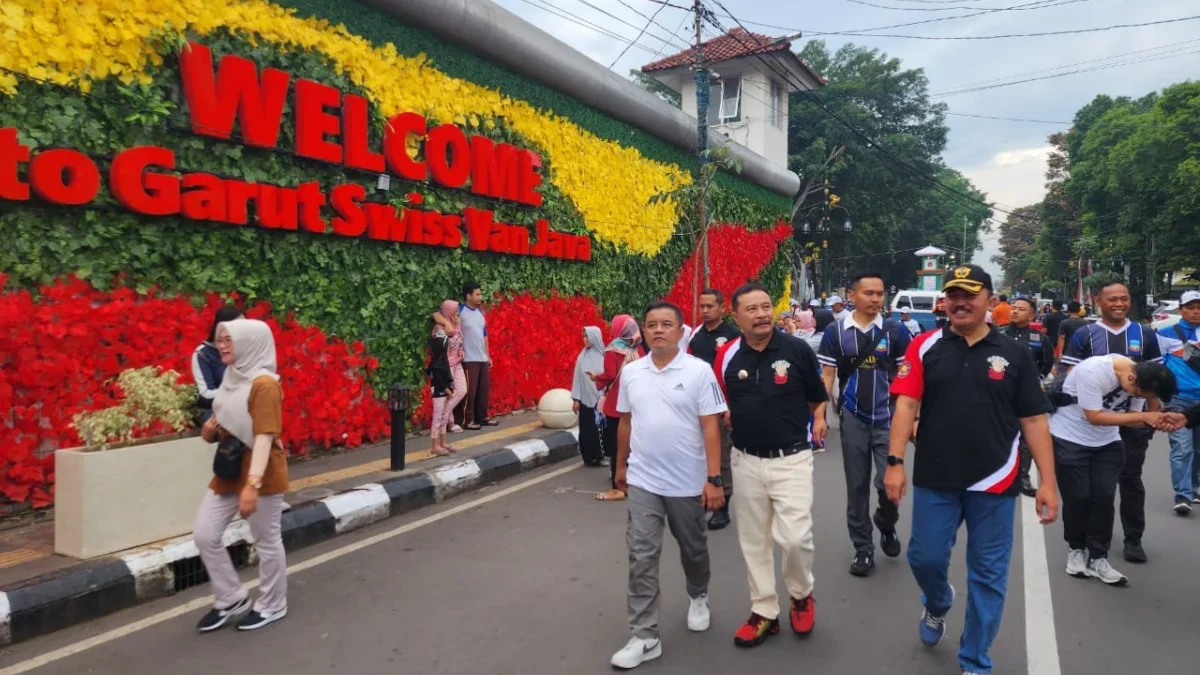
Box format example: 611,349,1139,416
0,410,581,647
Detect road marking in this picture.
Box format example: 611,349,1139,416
0,461,580,675
286,420,544,491
0,549,47,569
1022,471,1062,675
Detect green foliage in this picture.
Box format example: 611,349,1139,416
790,41,991,290
72,367,197,449
629,69,681,109
0,22,788,397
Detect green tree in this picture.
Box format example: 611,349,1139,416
789,41,990,290
629,69,681,108
993,204,1042,287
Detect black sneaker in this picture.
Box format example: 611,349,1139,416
849,552,875,577
709,506,731,531
196,596,251,633
1175,499,1192,516
236,607,288,631
1123,541,1147,564
1192,493,1200,505
880,530,902,558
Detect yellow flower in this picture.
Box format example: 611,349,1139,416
0,0,692,255
775,273,792,316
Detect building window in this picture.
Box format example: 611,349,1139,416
707,84,721,126
718,76,741,123
770,80,784,128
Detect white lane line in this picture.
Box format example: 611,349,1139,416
1022,469,1062,675
0,462,582,675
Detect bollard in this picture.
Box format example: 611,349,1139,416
388,384,411,471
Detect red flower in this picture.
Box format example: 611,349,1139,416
664,221,792,324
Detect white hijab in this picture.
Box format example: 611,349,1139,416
571,326,605,409
213,319,279,446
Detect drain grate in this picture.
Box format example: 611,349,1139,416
172,542,251,593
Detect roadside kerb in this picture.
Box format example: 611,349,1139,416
0,429,579,647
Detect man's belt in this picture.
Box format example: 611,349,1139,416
739,443,810,459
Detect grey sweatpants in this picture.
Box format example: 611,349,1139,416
194,491,288,615
841,413,900,554
627,485,710,640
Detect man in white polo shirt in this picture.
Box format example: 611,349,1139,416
610,300,727,670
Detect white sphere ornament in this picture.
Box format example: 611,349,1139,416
538,388,577,429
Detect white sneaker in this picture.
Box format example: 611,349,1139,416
610,636,662,669
687,594,710,631
1085,557,1128,586
449,425,464,434
1066,549,1088,578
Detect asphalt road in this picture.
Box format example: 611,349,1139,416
1,432,1195,675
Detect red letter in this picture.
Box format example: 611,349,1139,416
462,208,492,251
509,226,529,255
179,42,289,148
420,210,444,246
469,137,520,202
296,182,328,233
180,173,227,221
330,183,367,236
531,219,549,257
0,128,31,201
426,124,470,189
577,236,592,262
441,214,463,248
255,185,299,230
517,150,544,207
294,79,343,164
29,149,100,206
342,95,385,172
383,113,427,181
109,147,178,215
225,180,259,225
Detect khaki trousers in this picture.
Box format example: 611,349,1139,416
731,448,816,620
194,491,288,615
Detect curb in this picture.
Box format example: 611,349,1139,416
0,429,580,647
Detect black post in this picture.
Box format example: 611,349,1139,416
388,384,410,471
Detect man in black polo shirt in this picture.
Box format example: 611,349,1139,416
689,288,742,529
715,283,828,647
886,265,1059,675
1060,281,1163,564
1001,296,1055,497
1043,300,1067,348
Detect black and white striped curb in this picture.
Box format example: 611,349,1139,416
0,429,580,647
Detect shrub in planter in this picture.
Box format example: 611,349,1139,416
71,367,198,450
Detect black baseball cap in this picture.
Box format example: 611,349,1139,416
943,264,993,295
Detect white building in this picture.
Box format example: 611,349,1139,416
641,28,825,171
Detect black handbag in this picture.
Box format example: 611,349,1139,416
213,435,247,479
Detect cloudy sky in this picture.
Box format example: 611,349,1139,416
491,0,1200,281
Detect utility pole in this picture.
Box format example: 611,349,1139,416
692,0,710,320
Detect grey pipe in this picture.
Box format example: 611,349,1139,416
362,0,801,198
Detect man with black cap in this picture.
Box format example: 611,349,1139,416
886,264,1059,675
1001,296,1055,497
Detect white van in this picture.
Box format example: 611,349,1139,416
891,290,942,313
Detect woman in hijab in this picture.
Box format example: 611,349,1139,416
571,326,606,466
428,310,456,457
195,319,289,633
192,306,246,425
588,314,644,501
431,300,467,453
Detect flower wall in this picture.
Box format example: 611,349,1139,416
0,275,389,507
665,223,794,322
0,0,795,507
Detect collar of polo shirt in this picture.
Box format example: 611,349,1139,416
943,324,1003,345
844,312,884,334
640,348,689,373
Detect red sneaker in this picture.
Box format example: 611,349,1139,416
733,613,780,647
790,594,815,635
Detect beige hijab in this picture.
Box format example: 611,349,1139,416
213,319,279,446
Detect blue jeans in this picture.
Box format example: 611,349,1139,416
908,486,1016,675
1167,397,1200,502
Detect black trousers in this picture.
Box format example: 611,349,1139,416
603,415,620,489
577,404,603,465
1054,436,1125,559
1118,426,1152,545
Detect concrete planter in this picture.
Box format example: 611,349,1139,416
55,434,213,559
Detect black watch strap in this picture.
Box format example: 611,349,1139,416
707,475,724,487
887,455,904,467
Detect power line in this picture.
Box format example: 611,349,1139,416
843,0,1084,11
516,0,663,56
947,111,1069,124
610,1,669,66
567,0,691,52
830,0,1089,36
708,11,1200,40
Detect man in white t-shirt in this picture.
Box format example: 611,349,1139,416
1049,354,1177,586
610,301,727,670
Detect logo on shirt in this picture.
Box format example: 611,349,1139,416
1029,333,1041,343
716,337,729,348
986,355,1010,380
1129,340,1141,353
672,383,686,391
875,337,889,354
771,359,790,385
897,360,912,378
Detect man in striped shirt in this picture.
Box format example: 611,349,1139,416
818,272,912,577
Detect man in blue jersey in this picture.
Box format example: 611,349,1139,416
1061,281,1163,563
819,272,913,577
1157,291,1200,516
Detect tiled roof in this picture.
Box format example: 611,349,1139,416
641,27,790,72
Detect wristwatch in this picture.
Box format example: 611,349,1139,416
246,476,263,490
886,455,904,467
707,475,724,488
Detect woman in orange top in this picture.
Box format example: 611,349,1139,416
194,318,289,633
